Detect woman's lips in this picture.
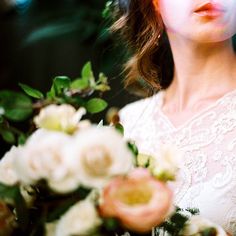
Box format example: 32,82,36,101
193,2,225,18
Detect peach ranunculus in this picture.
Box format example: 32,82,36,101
99,168,173,233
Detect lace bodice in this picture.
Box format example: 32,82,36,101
119,90,236,235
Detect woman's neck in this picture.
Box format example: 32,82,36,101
164,32,236,111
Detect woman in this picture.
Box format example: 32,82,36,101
115,0,236,235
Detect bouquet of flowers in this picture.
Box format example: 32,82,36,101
0,62,227,236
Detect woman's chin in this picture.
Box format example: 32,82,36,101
187,27,236,44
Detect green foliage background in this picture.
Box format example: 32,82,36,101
0,0,137,155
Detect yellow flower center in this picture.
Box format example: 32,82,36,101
116,184,153,206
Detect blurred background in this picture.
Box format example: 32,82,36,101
0,0,137,155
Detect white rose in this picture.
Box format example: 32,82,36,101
150,145,182,181
0,146,19,186
55,199,102,236
14,129,80,193
34,104,86,134
63,126,134,189
181,215,227,236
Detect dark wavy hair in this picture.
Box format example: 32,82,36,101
111,0,236,97
111,0,174,97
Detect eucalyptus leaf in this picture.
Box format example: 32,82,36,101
85,98,108,114
0,91,33,122
19,83,44,99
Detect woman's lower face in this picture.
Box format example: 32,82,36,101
153,0,236,43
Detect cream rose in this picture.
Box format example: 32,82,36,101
99,168,173,233
14,129,80,193
34,104,87,134
150,145,182,181
0,146,19,186
55,199,102,236
181,215,227,236
62,126,134,188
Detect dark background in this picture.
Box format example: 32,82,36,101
0,0,137,155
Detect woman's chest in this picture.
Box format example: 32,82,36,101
125,110,236,234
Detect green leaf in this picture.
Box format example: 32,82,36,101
102,1,113,19
114,123,124,135
0,90,33,122
127,142,139,156
71,78,89,90
85,98,108,114
81,62,96,88
47,76,71,98
103,218,119,231
82,61,93,79
186,207,200,215
18,133,27,145
0,130,15,144
19,83,44,99
0,183,18,200
47,198,76,222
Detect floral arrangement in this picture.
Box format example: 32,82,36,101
0,62,227,236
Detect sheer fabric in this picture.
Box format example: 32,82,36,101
119,90,236,235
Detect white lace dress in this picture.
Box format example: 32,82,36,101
119,90,236,235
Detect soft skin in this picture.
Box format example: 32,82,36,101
152,0,236,129
155,0,236,42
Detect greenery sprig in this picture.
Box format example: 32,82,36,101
0,62,110,145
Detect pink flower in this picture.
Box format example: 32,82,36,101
99,168,173,233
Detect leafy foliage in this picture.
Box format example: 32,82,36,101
0,61,110,145
154,207,215,236
0,91,33,122
19,83,44,99
86,98,108,114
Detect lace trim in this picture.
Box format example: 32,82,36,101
119,90,236,235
